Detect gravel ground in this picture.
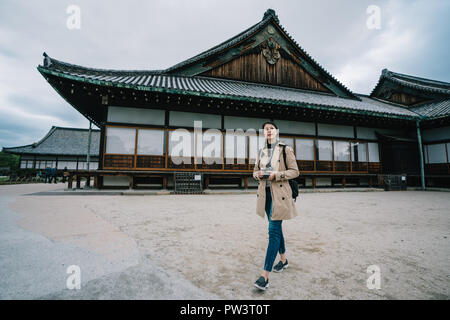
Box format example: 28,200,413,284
1,183,449,299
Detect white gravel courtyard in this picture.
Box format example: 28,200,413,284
1,184,449,299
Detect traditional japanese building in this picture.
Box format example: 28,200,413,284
33,9,449,189
3,126,100,171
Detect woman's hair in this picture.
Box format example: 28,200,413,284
261,121,278,130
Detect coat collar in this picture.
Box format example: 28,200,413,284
263,140,286,149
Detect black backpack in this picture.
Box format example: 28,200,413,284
282,145,299,202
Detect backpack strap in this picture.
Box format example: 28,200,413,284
282,145,288,171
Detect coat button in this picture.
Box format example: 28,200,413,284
280,184,282,187
282,197,285,200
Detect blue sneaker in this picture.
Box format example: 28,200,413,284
254,276,269,290
273,259,288,273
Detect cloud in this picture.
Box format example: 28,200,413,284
334,0,450,93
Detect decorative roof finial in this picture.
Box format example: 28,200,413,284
263,8,279,23
43,52,52,67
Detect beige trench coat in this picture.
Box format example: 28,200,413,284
252,141,300,220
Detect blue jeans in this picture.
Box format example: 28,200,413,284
264,187,286,272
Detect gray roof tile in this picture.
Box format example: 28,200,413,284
3,126,100,156
410,99,450,119
40,60,420,118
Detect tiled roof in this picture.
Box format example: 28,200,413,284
161,9,357,99
2,126,100,156
164,10,276,73
410,99,450,119
41,8,357,100
38,63,419,119
371,69,450,96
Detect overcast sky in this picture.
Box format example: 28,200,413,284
0,0,449,148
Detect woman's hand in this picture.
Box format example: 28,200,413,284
268,172,275,180
257,170,264,179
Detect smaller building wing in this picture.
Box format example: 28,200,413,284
2,126,100,156
371,69,450,106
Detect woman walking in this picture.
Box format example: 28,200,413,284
252,121,300,290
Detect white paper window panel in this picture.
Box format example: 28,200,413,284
333,141,350,161
279,137,294,149
368,142,380,162
276,120,315,135
224,116,270,131
317,140,332,161
38,161,55,168
421,126,450,143
225,133,248,158
20,161,27,168
168,130,194,157
46,161,55,168
26,161,34,168
318,123,354,138
169,111,221,129
89,162,99,169
59,161,78,170
249,134,266,160
77,162,97,170
195,131,222,158
351,142,368,162
427,144,447,164
57,161,70,170
137,129,165,155
105,127,136,154
107,106,165,125
295,139,314,160
44,161,56,168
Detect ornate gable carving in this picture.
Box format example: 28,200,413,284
261,38,281,65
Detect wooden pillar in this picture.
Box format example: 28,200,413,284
162,175,167,189
243,176,248,189
86,176,91,187
369,177,373,187
205,176,210,189
342,177,346,188
129,175,134,189
76,175,81,189
68,175,73,189
312,177,316,189
94,176,98,188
